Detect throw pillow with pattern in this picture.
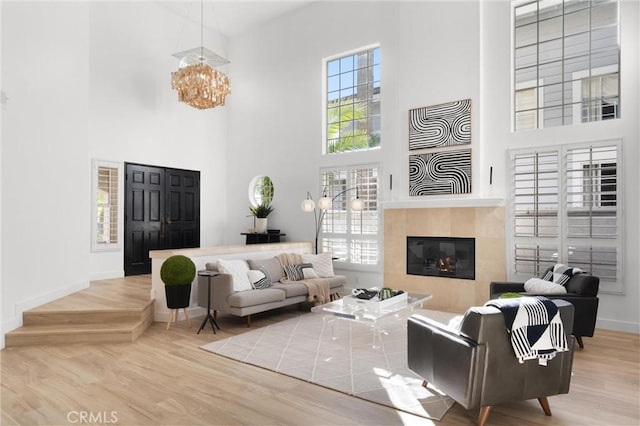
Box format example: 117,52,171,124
247,268,271,289
542,264,582,286
283,264,305,281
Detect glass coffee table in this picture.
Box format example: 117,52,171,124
311,292,432,348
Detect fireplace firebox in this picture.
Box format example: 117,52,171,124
407,236,475,280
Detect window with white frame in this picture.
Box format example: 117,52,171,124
325,46,380,154
513,0,620,131
319,165,380,269
508,141,622,293
92,160,122,252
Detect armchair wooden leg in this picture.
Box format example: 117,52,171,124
246,315,251,328
421,380,428,388
575,336,584,349
538,397,552,416
478,406,492,426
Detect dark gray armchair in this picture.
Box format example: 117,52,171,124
408,300,575,426
490,266,599,348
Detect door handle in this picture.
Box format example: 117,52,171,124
160,215,171,236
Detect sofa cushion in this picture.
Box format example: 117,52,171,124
248,257,283,282
218,259,252,292
301,252,334,277
325,275,347,290
228,288,286,308
271,282,308,298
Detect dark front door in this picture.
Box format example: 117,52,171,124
124,163,200,276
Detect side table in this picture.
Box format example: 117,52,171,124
197,270,221,334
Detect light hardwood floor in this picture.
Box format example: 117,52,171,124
1,276,639,425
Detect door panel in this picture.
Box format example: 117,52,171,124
124,163,200,276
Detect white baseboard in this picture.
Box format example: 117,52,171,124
1,280,90,350
89,270,124,281
596,318,640,334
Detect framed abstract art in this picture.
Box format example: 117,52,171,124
409,99,471,150
409,149,472,195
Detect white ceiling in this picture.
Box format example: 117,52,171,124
158,1,316,38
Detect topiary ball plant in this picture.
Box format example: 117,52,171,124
161,255,196,286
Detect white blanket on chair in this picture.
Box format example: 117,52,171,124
486,296,569,365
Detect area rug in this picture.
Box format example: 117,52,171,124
200,309,457,420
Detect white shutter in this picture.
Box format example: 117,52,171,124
509,141,622,293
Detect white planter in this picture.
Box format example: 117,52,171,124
255,218,268,233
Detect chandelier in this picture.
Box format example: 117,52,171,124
171,1,231,110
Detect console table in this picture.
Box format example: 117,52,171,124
241,232,286,244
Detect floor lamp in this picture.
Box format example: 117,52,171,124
301,188,363,254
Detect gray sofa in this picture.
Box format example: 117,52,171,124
197,256,346,326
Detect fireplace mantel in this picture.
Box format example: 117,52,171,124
382,198,503,210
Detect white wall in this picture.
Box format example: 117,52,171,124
0,1,231,344
1,1,91,344
226,0,481,285
87,1,230,279
480,0,640,333
226,0,639,332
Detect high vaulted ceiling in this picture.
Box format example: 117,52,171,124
158,0,316,38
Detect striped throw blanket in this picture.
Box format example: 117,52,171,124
486,296,569,366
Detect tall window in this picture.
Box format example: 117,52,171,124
325,46,380,154
508,141,621,293
320,165,380,269
92,160,121,252
514,0,620,130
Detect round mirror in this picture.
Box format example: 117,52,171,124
248,175,275,207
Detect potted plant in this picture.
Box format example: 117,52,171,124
161,255,196,329
250,203,273,233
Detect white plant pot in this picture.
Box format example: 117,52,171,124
255,218,268,234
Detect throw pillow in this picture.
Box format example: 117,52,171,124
283,264,305,281
542,264,583,286
247,268,271,290
301,252,334,278
217,259,252,292
247,257,283,282
524,277,568,294
301,263,319,279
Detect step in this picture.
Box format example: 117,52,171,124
4,318,151,347
23,302,153,326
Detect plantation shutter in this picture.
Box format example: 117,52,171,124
565,144,619,282
509,141,622,293
511,150,560,276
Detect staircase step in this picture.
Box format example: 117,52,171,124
23,302,153,326
5,276,154,347
4,319,151,347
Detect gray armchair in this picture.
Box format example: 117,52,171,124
408,300,575,426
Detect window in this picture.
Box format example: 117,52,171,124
508,141,622,293
92,160,122,252
325,46,380,154
513,0,620,130
320,165,380,269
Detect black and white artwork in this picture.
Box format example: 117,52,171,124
409,149,472,195
409,99,471,150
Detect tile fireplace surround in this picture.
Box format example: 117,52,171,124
384,206,506,313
